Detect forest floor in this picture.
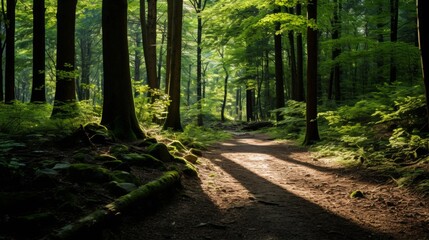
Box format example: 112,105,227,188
109,132,429,240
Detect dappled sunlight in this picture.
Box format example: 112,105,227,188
210,148,427,237
219,142,237,147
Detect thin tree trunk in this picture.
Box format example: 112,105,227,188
296,3,305,102
140,0,158,95
274,7,285,121
5,0,15,103
390,0,399,83
288,7,299,101
31,0,46,103
0,37,3,102
304,0,320,145
328,0,342,101
79,35,91,100
417,0,429,128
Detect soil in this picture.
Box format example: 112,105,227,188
109,132,429,240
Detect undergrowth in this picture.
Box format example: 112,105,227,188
269,82,429,195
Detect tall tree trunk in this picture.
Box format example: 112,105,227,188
79,34,91,100
328,0,342,101
31,0,46,103
287,7,299,102
190,0,208,126
220,48,228,122
101,0,144,141
304,0,320,145
0,37,3,102
274,8,285,121
5,0,15,103
376,4,384,83
163,0,183,131
390,0,399,83
157,20,167,89
51,0,78,117
140,0,158,95
296,3,305,102
417,0,429,128
246,88,254,122
134,30,141,84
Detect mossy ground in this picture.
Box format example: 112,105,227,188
0,128,197,240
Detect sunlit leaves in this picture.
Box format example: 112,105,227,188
257,12,307,34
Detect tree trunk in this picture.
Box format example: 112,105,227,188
274,8,285,122
288,7,299,102
134,30,141,85
51,0,78,117
296,3,305,102
140,0,158,95
101,0,144,141
328,0,342,101
304,0,320,145
221,56,229,122
190,0,207,126
0,37,3,102
163,0,183,131
157,20,167,89
417,0,429,128
196,11,203,126
31,0,46,103
246,88,254,122
390,0,399,83
79,34,91,101
5,0,15,103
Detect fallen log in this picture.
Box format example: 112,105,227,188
50,170,181,240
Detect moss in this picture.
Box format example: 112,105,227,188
106,181,138,196
190,148,203,157
68,163,113,183
110,144,129,155
168,140,187,151
173,157,198,176
73,152,94,162
350,190,365,198
136,137,158,147
111,170,141,185
102,160,127,171
120,153,165,169
95,154,117,162
146,143,174,162
184,154,198,164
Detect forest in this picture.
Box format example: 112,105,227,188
0,0,428,239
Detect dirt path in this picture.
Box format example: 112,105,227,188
110,133,429,240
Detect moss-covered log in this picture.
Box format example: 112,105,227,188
51,171,181,239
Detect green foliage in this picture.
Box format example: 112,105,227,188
133,84,170,126
269,83,429,194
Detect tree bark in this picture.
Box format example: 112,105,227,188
417,0,429,128
390,0,399,83
328,0,342,101
101,0,145,141
163,0,183,131
79,34,91,101
31,0,46,103
5,0,15,103
304,0,320,145
140,0,158,96
51,0,78,117
296,3,305,102
274,7,285,122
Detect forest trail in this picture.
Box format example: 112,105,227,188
110,133,429,240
